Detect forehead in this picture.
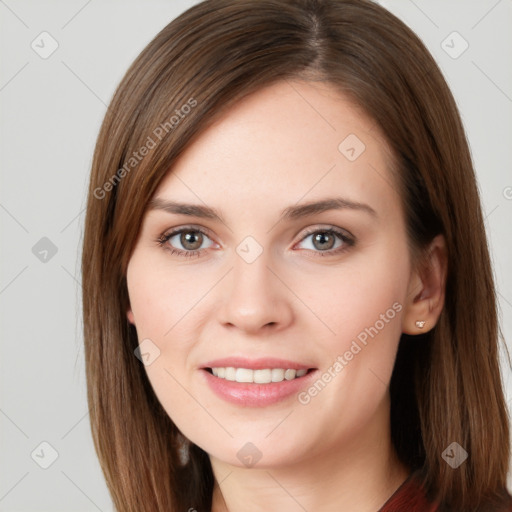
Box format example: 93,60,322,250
153,80,400,222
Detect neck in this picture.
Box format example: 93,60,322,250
210,397,410,512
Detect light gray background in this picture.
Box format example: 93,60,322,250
1,1,511,510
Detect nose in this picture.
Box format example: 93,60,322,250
218,251,294,335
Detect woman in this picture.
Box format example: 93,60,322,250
82,0,512,510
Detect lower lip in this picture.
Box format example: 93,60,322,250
201,369,317,407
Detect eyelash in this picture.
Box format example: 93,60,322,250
156,225,356,259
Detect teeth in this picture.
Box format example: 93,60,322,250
225,367,236,381
210,367,309,383
271,368,284,382
235,368,253,383
254,369,272,384
284,369,296,380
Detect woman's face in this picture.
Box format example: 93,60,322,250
126,80,414,468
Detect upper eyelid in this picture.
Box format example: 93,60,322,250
162,224,215,239
161,225,216,246
299,225,353,238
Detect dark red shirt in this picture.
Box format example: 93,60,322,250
378,471,438,512
378,471,512,512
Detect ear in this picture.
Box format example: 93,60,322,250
127,308,135,325
402,234,448,334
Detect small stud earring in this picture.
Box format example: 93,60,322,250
415,320,426,329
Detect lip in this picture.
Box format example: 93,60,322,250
200,357,317,407
201,357,312,371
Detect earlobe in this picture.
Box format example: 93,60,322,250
127,309,135,325
401,234,448,335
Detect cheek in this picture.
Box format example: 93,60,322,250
287,254,407,446
126,254,211,339
126,255,212,431
295,242,409,413
303,248,408,347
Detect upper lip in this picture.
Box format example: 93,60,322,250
201,357,315,371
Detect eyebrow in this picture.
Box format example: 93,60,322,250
147,196,377,223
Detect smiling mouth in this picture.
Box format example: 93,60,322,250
205,367,314,384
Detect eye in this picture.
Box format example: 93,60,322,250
157,227,216,257
295,227,355,256
157,225,355,258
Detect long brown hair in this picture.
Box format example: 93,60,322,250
82,0,511,510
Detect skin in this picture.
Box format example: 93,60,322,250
126,80,447,511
